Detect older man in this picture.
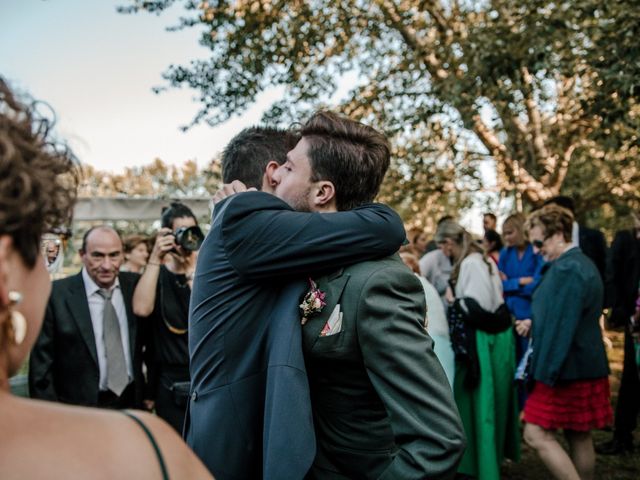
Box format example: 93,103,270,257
29,226,144,409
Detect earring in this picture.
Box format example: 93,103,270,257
8,291,27,345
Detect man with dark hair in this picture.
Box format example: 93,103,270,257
221,126,300,189
483,212,497,232
270,111,463,479
30,226,145,409
186,122,409,480
192,112,463,479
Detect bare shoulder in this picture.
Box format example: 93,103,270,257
0,398,212,480
124,410,213,480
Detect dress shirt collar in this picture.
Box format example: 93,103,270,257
82,267,121,297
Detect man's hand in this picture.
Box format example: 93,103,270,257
515,318,532,337
212,180,257,205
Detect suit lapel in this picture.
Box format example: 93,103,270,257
303,269,350,352
66,273,99,367
119,273,137,358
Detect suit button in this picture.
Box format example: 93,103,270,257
191,391,197,401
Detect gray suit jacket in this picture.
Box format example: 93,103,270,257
304,255,465,480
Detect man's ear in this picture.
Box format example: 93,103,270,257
312,181,336,209
262,161,281,193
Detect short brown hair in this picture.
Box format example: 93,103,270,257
301,111,390,211
526,205,574,242
0,78,78,268
123,234,148,254
222,127,300,189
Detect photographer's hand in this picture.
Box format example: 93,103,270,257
148,228,175,264
133,228,175,317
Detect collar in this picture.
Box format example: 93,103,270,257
82,267,121,297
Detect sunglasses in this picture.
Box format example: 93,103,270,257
532,239,544,249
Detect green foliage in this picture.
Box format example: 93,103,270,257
120,0,639,231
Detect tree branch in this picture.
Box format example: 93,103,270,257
472,114,552,202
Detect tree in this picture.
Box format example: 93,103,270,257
120,0,639,229
79,157,221,197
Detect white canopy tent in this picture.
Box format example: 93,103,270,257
74,197,212,222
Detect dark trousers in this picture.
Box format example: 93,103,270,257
614,328,640,442
155,368,189,433
97,382,136,409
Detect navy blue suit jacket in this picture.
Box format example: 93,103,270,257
185,192,405,480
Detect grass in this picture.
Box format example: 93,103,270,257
500,327,640,479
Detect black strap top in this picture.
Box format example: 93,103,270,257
123,411,170,480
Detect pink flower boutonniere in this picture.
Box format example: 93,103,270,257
299,278,326,325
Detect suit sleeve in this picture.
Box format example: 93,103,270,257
356,266,465,480
220,192,406,281
28,301,58,401
592,230,607,283
609,231,633,324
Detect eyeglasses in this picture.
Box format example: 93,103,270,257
532,239,544,249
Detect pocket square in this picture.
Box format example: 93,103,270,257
320,304,343,337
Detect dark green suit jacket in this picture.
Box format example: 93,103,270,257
303,255,465,480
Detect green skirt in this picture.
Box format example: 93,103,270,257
454,328,521,479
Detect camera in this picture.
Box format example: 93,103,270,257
166,226,204,253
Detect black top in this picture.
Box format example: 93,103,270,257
143,266,190,395
123,411,169,480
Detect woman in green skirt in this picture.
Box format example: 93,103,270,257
436,221,521,479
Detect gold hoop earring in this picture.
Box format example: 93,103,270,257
8,291,27,345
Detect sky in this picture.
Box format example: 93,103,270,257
1,0,497,231
0,0,280,173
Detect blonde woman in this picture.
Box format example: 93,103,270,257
436,221,520,480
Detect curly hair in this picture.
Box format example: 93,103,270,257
0,78,78,268
526,205,574,242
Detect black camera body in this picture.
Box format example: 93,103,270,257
166,226,204,253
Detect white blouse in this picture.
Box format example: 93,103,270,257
454,252,503,312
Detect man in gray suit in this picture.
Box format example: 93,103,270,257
29,226,144,408
272,112,465,479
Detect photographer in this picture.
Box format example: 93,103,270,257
133,202,204,432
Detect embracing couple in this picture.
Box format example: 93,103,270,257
186,112,465,480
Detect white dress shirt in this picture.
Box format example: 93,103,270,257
82,268,133,391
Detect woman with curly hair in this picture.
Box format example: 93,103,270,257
0,78,212,479
523,205,612,480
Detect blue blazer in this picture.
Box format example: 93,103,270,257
185,192,405,480
498,244,543,320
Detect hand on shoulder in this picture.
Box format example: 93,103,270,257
212,181,257,205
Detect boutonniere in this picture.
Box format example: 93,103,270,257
299,278,326,325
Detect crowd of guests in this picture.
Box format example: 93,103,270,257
400,201,639,479
2,75,639,480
